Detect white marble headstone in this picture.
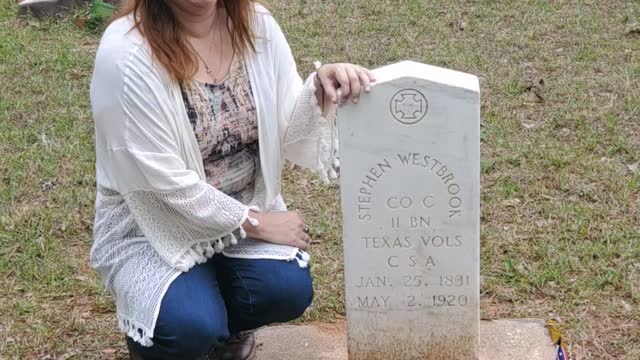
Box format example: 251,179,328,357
338,61,480,360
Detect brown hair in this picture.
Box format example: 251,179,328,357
115,0,256,83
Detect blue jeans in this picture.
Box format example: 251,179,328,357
127,255,313,359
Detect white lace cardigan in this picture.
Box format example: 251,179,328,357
89,6,336,346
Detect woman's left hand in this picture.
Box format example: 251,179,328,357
316,63,376,105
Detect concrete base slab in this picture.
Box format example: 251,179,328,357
254,319,556,360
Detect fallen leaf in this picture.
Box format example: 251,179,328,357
559,128,571,137
501,198,521,206
626,22,640,37
59,350,80,360
447,19,467,32
41,179,56,191
627,161,639,173
75,17,87,28
535,220,549,228
73,275,89,282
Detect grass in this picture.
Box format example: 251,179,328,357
1,0,639,358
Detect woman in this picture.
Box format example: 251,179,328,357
89,0,374,359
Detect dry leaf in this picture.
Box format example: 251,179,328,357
627,161,639,173
59,350,80,360
501,198,521,206
535,219,553,228
559,128,571,137
626,22,640,38
73,275,89,282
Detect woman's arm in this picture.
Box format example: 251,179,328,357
266,15,373,179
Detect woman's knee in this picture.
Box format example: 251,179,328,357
150,262,230,357
156,314,229,358
255,262,314,322
179,316,229,355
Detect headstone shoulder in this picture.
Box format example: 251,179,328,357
371,60,480,93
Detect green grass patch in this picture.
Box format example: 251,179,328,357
1,0,639,358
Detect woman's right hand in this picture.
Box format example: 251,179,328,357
242,211,310,250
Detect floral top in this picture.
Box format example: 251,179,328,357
181,55,259,204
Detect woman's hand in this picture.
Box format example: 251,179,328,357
316,63,376,105
242,211,310,250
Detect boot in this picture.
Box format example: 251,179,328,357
126,336,144,360
210,330,256,360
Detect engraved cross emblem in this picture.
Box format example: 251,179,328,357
394,94,425,120
389,89,428,125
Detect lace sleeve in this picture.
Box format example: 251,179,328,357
268,13,339,182
281,73,339,183
123,181,257,272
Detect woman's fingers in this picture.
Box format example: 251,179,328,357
319,72,338,104
319,63,376,105
355,67,371,94
362,66,376,83
335,67,351,103
346,67,361,103
292,230,310,250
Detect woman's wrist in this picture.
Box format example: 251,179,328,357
243,210,265,239
314,71,324,91
314,71,326,112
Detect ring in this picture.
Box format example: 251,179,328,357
303,226,310,234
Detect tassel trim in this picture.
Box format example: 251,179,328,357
119,316,154,347
294,249,311,268
173,206,262,272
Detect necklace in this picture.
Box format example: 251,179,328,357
192,19,225,82
194,49,213,74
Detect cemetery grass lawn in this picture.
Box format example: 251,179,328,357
1,0,639,358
